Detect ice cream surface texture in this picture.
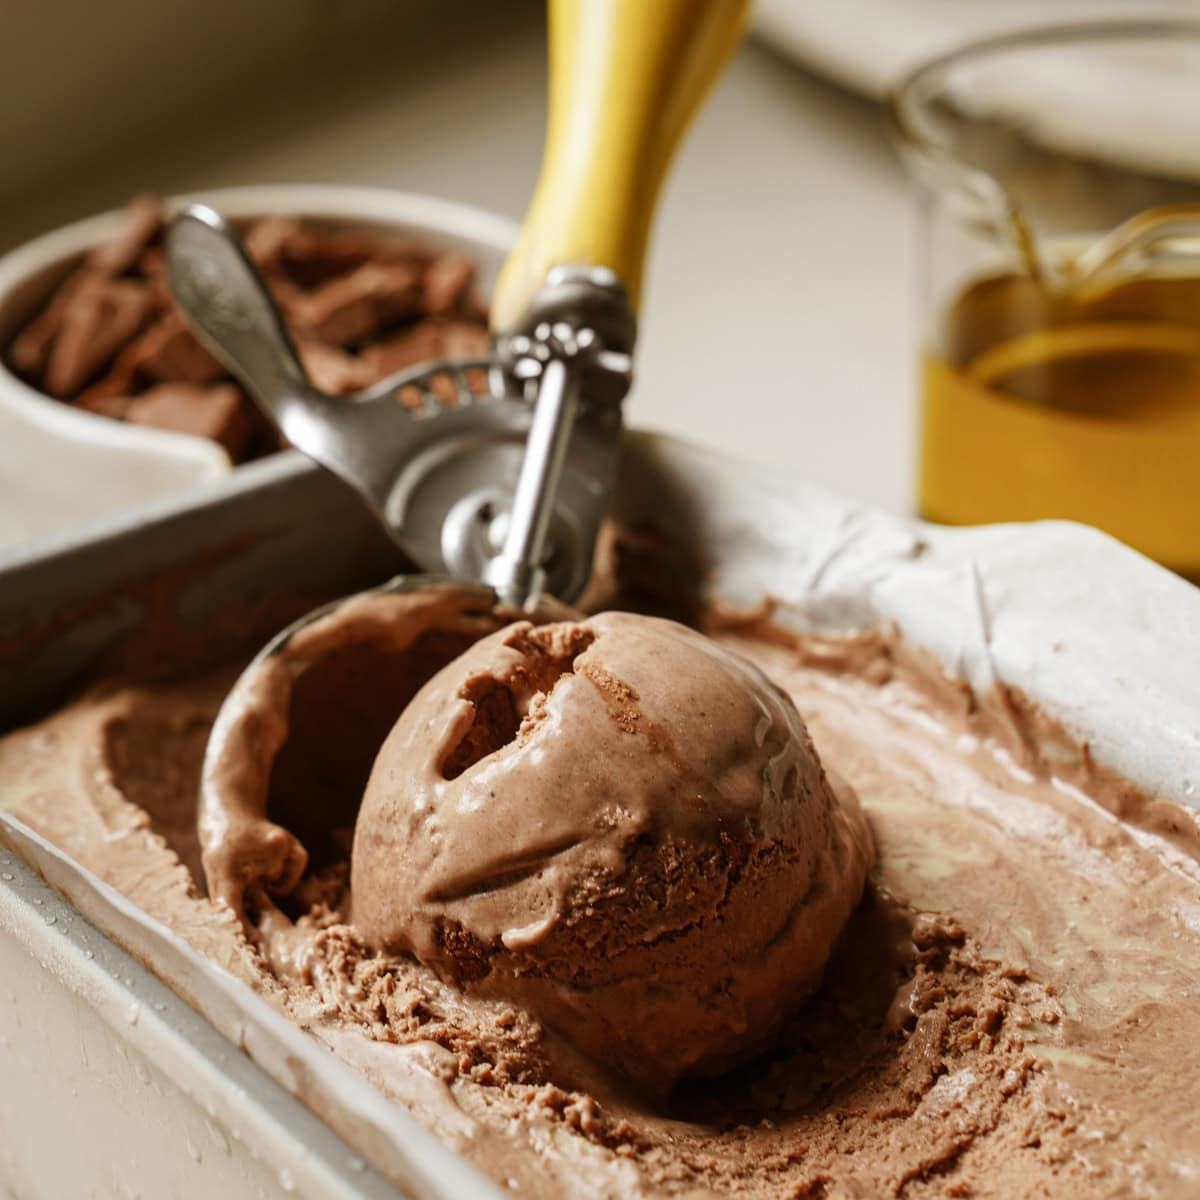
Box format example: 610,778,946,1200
350,612,873,1088
4,581,1200,1196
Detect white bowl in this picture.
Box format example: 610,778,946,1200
0,184,517,555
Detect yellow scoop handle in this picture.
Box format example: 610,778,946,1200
491,0,749,332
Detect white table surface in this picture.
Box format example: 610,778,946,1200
1,2,916,528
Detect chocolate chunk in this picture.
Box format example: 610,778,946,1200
263,275,309,322
243,216,303,274
44,274,153,397
296,339,374,394
424,254,476,316
123,314,226,385
279,227,429,287
362,318,489,379
86,193,163,276
294,262,423,346
136,246,174,306
72,374,135,420
7,272,91,381
361,322,444,378
442,320,491,358
124,382,256,459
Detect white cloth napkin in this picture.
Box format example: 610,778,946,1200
755,0,1200,180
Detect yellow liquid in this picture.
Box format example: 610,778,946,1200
921,273,1200,578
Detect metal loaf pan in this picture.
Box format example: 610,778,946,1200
1,436,1198,1199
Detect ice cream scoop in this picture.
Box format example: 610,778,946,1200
167,0,750,610
351,611,874,1091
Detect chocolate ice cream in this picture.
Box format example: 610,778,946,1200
3,583,1199,1196
350,612,873,1089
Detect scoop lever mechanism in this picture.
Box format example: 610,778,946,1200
167,205,633,609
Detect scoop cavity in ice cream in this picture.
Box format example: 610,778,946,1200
350,611,874,1089
198,583,507,919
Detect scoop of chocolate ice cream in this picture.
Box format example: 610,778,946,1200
351,612,873,1090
